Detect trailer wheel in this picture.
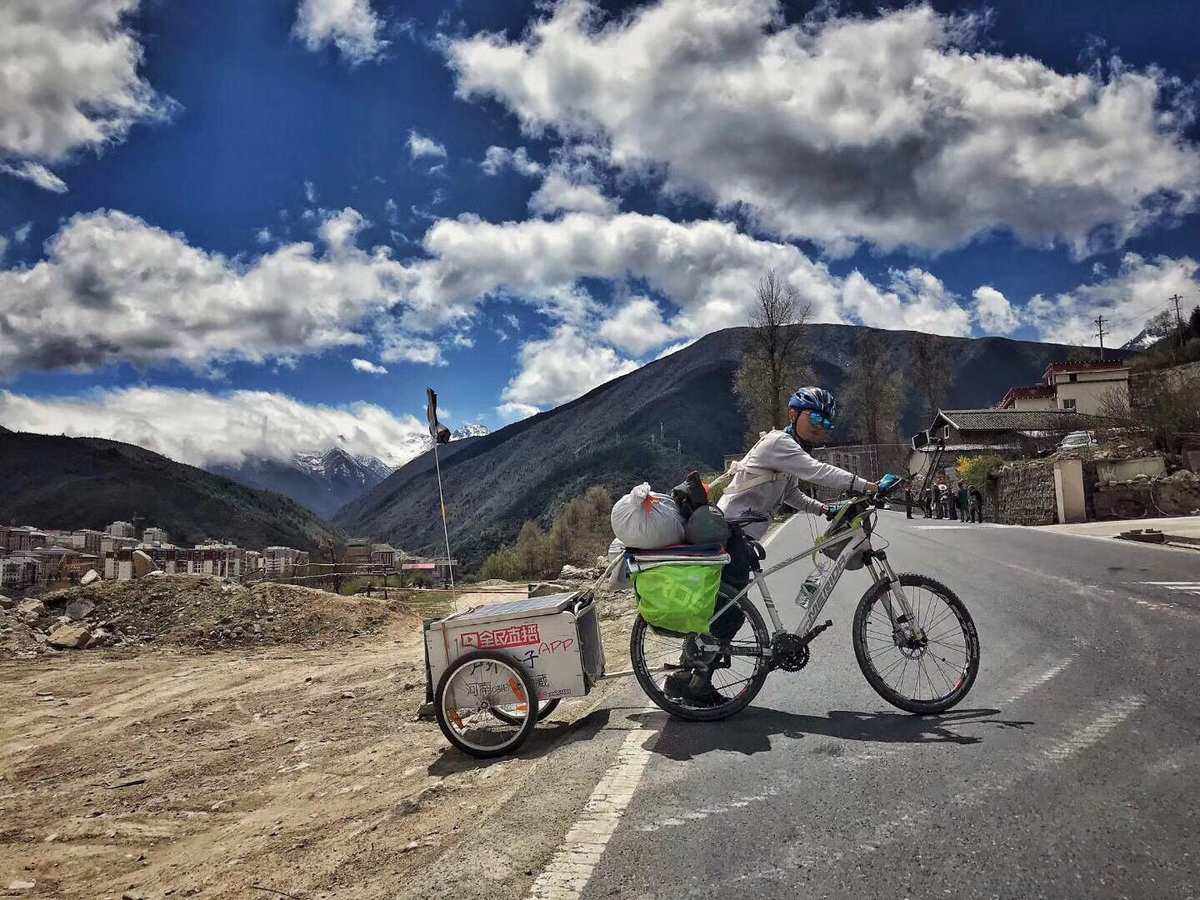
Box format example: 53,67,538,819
435,650,539,758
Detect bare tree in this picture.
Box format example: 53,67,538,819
733,270,813,441
843,331,905,444
909,332,952,421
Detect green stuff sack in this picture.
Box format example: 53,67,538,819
633,564,722,634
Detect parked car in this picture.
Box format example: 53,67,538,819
1058,430,1097,450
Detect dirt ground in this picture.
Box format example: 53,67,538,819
0,584,636,899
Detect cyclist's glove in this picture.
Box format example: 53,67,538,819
824,501,848,521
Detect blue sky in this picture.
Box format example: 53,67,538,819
1,0,1198,469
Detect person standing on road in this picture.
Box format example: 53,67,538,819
969,485,984,523
957,482,970,523
904,487,913,519
922,487,933,518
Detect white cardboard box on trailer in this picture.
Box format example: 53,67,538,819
425,592,605,708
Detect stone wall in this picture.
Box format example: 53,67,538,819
992,460,1058,526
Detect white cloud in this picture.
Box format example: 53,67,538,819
255,227,273,244
482,145,544,177
529,169,617,216
1025,253,1200,345
497,401,540,423
407,131,447,160
13,223,32,244
0,161,68,193
293,0,387,65
376,320,446,366
972,285,1020,334
0,207,418,376
304,179,317,204
449,1,1200,257
841,268,972,337
350,357,388,375
0,387,428,468
403,210,845,336
597,297,680,356
500,325,639,412
0,0,176,165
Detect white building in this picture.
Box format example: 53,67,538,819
71,529,106,554
143,526,170,544
107,521,136,538
997,362,1130,416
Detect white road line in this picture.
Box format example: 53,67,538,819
527,727,657,900
1002,655,1076,705
1040,695,1146,763
1139,581,1200,596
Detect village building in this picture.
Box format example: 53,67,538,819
263,546,310,577
0,526,48,554
142,526,170,544
997,361,1130,416
0,555,41,589
370,543,398,567
70,529,106,554
106,521,136,538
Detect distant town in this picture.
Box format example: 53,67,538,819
0,522,454,593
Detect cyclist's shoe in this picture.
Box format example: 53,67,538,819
664,670,723,707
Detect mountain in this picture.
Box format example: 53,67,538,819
335,324,1089,567
1122,310,1176,351
211,447,393,519
0,431,340,551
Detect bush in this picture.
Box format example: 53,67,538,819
476,485,615,580
479,547,522,581
956,455,1004,491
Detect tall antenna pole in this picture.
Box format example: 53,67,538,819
1094,315,1107,362
431,442,455,590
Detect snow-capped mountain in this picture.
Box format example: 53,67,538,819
448,423,491,441
211,447,395,519
1121,310,1176,351
210,429,488,519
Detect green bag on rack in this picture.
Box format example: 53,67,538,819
632,564,722,634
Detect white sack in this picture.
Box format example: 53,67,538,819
610,483,685,550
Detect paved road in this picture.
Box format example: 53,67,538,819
432,513,1200,899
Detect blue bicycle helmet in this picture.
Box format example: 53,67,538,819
788,387,838,431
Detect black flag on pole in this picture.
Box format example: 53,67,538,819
425,387,451,445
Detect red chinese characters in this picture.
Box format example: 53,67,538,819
460,622,541,650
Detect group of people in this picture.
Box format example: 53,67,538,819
905,481,985,522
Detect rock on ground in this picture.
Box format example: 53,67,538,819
47,623,91,649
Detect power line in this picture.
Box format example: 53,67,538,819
1094,314,1107,362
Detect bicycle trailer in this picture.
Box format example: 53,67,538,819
425,592,606,756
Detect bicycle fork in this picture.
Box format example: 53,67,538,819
863,552,921,644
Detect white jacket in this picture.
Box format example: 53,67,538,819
716,430,867,538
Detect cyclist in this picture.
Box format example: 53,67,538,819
666,387,877,705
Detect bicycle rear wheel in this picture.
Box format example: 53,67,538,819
852,573,979,715
630,585,771,722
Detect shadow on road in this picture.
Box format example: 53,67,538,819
632,706,1033,760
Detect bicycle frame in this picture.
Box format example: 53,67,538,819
705,508,920,655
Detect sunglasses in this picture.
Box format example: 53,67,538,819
808,411,835,431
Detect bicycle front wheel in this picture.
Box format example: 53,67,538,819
852,573,979,715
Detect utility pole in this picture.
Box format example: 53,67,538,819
1169,293,1185,351
1094,315,1107,362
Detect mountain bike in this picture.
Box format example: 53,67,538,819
630,475,980,721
